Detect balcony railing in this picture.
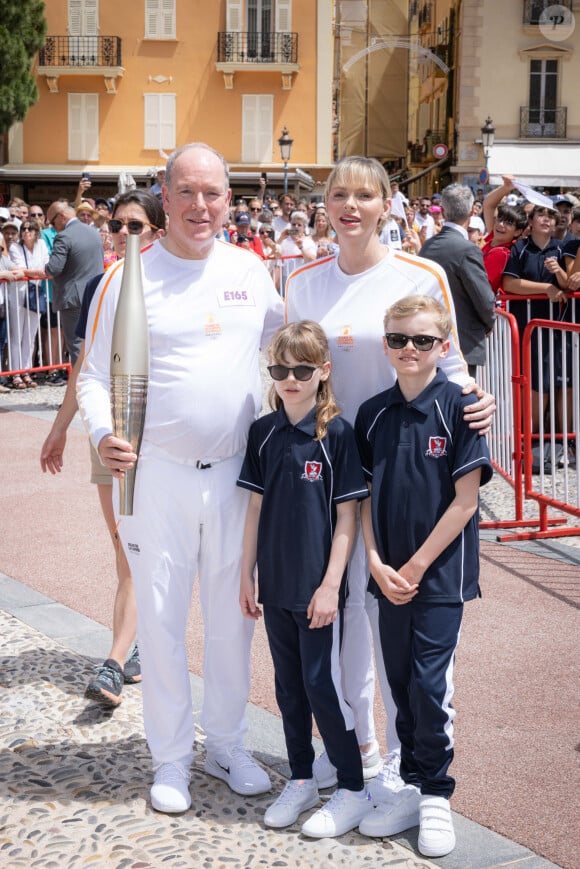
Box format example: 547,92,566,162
39,35,122,67
217,31,298,64
520,106,567,138
522,0,572,25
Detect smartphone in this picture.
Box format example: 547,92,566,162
81,171,91,181
289,228,299,236
261,172,267,184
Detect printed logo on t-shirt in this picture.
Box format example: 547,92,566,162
217,289,256,307
301,461,323,482
425,436,447,458
204,315,222,338
337,325,354,351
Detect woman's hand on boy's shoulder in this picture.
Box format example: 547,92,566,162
461,382,496,434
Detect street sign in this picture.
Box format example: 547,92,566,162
479,169,489,184
433,143,448,159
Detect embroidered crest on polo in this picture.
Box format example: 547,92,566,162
301,461,323,482
425,436,447,458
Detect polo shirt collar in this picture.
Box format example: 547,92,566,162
274,404,317,436
384,368,448,416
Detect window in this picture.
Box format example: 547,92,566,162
68,0,98,66
145,0,176,39
242,95,273,162
68,94,99,160
529,59,558,134
144,94,176,150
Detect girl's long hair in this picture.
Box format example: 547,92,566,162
268,320,340,440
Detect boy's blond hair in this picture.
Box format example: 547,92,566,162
383,295,452,338
268,320,340,440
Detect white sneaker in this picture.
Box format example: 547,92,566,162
264,779,319,828
418,796,456,857
313,739,382,789
358,784,420,837
366,750,404,805
301,788,372,838
150,762,191,813
205,746,271,796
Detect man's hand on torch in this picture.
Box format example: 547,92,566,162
98,434,137,477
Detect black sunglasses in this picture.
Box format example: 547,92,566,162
385,333,443,351
108,218,158,234
267,364,318,382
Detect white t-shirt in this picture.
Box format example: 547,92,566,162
378,218,403,250
415,212,435,239
272,215,291,239
280,235,317,258
285,248,468,423
79,239,284,463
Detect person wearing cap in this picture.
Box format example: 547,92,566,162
467,215,486,247
420,183,496,378
76,202,98,226
481,176,528,296
1,220,20,254
551,195,575,244
429,204,444,234
234,211,265,258
93,198,112,229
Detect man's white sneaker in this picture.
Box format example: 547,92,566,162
366,750,404,805
150,762,191,813
205,746,271,796
264,779,319,828
418,796,456,857
358,784,420,837
301,788,372,838
313,739,382,789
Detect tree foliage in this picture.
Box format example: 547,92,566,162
0,0,47,134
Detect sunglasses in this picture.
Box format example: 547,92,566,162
385,333,443,351
108,219,159,234
21,226,35,232
30,212,43,218
250,206,262,212
267,364,318,381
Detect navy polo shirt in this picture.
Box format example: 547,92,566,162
355,369,492,604
237,405,368,611
503,235,564,321
562,237,580,262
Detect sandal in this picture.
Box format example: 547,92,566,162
22,374,37,389
11,376,26,390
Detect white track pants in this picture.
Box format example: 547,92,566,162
117,448,253,769
342,525,401,753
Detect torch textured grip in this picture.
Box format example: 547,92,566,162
111,373,148,515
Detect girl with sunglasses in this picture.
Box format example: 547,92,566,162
40,190,165,707
238,320,372,838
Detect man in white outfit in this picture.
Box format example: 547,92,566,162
78,143,284,813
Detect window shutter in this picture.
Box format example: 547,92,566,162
227,0,243,32
68,94,99,160
161,0,175,38
275,0,292,32
145,0,175,38
68,0,83,34
69,0,98,34
84,0,98,34
242,94,273,163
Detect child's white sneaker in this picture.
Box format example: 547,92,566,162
359,783,420,837
301,787,372,838
418,795,456,857
313,740,382,789
366,750,404,805
264,778,319,828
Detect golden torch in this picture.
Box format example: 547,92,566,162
110,232,149,515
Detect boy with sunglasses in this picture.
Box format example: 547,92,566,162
355,295,492,858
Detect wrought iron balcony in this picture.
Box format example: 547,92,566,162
217,31,298,64
520,106,567,138
522,0,572,25
39,35,122,67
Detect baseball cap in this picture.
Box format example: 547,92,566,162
0,207,10,222
429,205,442,214
431,193,442,201
505,194,519,206
468,216,485,232
94,197,111,209
551,194,571,207
2,219,20,230
235,212,251,226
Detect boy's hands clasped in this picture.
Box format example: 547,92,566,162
307,585,338,628
369,553,420,606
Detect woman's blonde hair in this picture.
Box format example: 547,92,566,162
268,320,340,440
325,156,391,234
383,294,452,337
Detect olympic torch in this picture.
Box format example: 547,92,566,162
110,232,149,515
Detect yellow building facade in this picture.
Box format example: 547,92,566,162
1,0,334,203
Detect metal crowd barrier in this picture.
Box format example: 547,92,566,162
480,292,579,541
0,280,70,382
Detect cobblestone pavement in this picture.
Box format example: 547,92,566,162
1,610,436,869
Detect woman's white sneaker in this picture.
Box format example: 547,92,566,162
359,784,420,837
418,796,456,857
264,779,319,828
204,746,271,795
366,750,404,805
301,788,372,838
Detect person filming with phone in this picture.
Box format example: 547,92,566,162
279,211,317,262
